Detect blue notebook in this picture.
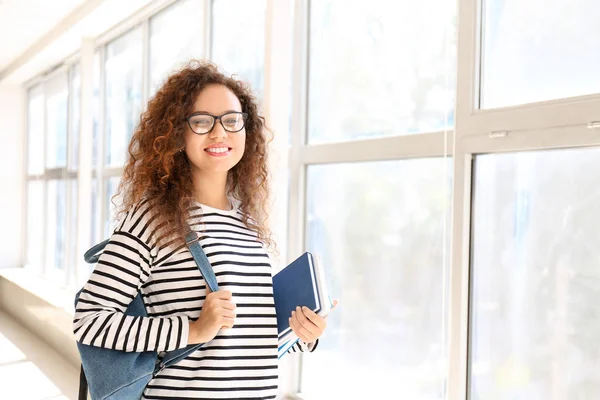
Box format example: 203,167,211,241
273,252,332,358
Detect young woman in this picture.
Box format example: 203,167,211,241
73,61,333,399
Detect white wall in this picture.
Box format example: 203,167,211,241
0,83,26,268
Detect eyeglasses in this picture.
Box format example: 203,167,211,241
185,111,248,135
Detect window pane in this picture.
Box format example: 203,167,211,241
26,181,45,272
103,177,121,238
93,51,101,168
70,64,81,171
91,178,99,246
45,180,67,271
45,74,69,169
470,148,600,399
302,159,451,398
28,86,45,175
105,28,143,168
212,0,265,97
308,0,456,144
481,0,600,108
68,179,78,286
149,0,204,96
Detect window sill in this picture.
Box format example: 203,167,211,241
0,268,75,316
0,267,79,368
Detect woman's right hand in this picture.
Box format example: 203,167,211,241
188,289,236,344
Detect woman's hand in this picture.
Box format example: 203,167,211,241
289,300,338,343
188,290,236,344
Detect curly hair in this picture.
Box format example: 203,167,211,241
115,60,273,251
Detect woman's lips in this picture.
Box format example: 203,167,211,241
204,146,232,157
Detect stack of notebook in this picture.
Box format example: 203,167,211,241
273,252,333,359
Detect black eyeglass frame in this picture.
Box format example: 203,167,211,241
184,111,249,135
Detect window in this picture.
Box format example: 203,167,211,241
44,74,68,170
469,148,600,399
149,0,205,96
212,0,266,97
308,0,456,144
70,64,81,171
27,87,45,175
302,159,451,398
481,0,600,108
26,181,44,273
24,66,80,284
105,27,143,168
26,85,46,273
45,180,68,273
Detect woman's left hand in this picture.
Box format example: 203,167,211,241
289,300,338,343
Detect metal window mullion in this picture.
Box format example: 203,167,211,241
447,0,481,397
461,124,600,155
204,0,213,60
22,88,33,269
41,84,49,277
298,131,456,165
286,0,310,396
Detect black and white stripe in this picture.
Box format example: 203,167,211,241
74,201,315,399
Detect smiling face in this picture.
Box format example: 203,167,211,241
183,84,246,177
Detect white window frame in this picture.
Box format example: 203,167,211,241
24,64,80,287
274,0,600,399
448,1,600,400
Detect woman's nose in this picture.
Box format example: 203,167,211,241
209,120,228,139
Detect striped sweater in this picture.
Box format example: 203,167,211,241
73,200,316,399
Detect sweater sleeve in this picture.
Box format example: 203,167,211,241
287,339,319,354
73,203,189,352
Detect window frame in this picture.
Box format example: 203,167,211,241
23,64,80,286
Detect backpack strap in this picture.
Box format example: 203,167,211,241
83,239,110,263
184,228,219,292
78,365,88,400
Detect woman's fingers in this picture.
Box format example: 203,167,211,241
289,315,311,342
220,316,235,329
293,308,319,336
219,299,237,311
300,307,326,330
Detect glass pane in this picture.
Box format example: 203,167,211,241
27,86,45,175
68,179,78,285
70,64,81,171
91,178,99,246
103,177,121,238
26,181,45,272
83,177,99,285
470,148,600,399
212,0,265,97
149,0,204,96
302,159,451,398
481,0,600,108
45,74,69,169
45,180,67,271
105,28,143,168
308,0,456,144
92,51,101,168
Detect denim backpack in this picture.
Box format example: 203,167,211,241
75,229,219,400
